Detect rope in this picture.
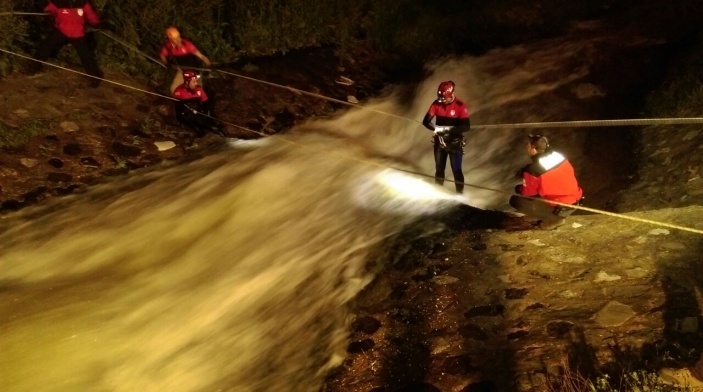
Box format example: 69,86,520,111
96,30,166,68
0,12,49,16
472,118,703,130
1,46,702,235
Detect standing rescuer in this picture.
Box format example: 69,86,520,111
510,134,583,230
31,0,103,87
160,26,211,94
422,81,471,194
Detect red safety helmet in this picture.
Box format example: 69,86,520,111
183,70,199,84
437,81,455,104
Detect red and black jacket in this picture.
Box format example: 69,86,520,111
422,98,471,150
520,150,583,205
45,0,100,38
160,39,201,68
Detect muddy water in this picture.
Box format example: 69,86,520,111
0,22,669,392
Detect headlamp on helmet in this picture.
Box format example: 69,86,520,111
437,81,455,104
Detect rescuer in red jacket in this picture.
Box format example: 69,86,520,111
510,134,583,230
422,81,471,194
30,0,103,87
160,26,212,94
173,70,224,137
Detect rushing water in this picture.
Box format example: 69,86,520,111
0,21,657,391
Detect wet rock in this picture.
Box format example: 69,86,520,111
441,355,474,375
461,380,497,392
525,302,545,310
347,95,359,104
459,324,489,340
594,271,621,283
546,321,574,338
111,142,142,157
499,243,524,251
352,316,381,334
648,228,670,236
558,290,583,299
101,167,129,176
21,187,48,203
507,330,529,340
59,121,79,133
625,268,650,279
95,102,118,110
464,304,505,318
594,301,635,327
13,109,30,119
346,339,374,354
1,199,22,211
154,141,176,151
660,241,686,251
63,143,83,155
130,128,151,138
432,275,459,285
47,173,72,183
505,288,529,300
97,126,118,138
20,158,39,168
54,184,81,196
125,161,147,170
157,105,170,116
389,308,424,325
141,154,162,165
48,158,64,168
395,383,440,392
673,317,699,333
471,243,488,251
80,157,100,168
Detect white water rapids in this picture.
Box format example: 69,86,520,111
0,22,656,391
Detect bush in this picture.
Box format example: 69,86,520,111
0,0,30,75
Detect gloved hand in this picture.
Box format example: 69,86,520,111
433,126,450,135
514,184,523,194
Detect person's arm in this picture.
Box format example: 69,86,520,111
194,51,211,66
159,45,169,65
422,113,436,131
83,2,100,26
184,40,211,66
521,171,541,197
44,2,57,14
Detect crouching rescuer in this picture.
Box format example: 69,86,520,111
510,134,583,230
172,70,224,137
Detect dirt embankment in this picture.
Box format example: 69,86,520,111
0,45,387,213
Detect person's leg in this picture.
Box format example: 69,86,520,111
509,196,560,221
30,29,67,73
434,144,448,187
448,149,464,194
71,36,102,86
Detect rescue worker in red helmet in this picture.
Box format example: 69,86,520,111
510,134,583,230
422,80,471,193
172,70,224,137
30,0,103,87
160,26,212,94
